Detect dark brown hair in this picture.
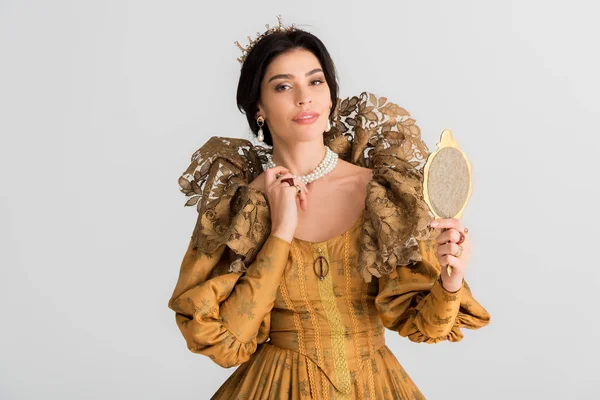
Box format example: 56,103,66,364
236,29,339,146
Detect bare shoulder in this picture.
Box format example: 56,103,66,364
335,160,373,185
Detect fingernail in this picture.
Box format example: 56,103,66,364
430,221,439,227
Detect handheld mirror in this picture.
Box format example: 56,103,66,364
423,129,472,277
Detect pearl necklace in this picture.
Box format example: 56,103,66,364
265,146,338,185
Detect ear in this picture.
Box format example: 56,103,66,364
255,101,264,119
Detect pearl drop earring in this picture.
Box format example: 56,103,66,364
256,116,265,142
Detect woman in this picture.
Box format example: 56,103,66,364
168,17,490,399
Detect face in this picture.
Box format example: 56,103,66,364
257,48,332,143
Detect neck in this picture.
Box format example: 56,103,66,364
270,138,326,177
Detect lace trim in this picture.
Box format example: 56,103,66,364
361,281,376,398
344,231,364,399
278,265,317,398
313,243,352,398
293,241,327,399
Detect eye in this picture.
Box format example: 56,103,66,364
275,84,290,92
275,79,324,92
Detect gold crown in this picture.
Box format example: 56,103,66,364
234,14,297,65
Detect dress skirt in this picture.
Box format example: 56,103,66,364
211,342,426,400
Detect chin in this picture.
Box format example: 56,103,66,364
292,128,325,142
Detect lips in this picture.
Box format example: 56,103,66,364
293,111,320,121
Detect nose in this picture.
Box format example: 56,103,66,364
295,87,312,106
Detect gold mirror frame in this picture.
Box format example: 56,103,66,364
423,129,472,276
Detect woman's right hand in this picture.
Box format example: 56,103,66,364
264,166,309,243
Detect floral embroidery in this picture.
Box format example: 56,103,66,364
238,299,257,320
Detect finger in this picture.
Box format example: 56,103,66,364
297,191,308,211
299,179,309,193
438,254,463,272
431,218,464,232
274,177,307,210
264,166,290,186
297,183,309,210
280,177,306,200
435,229,460,244
435,228,463,244
267,171,293,190
273,179,304,201
268,172,300,189
273,181,299,196
269,174,297,193
296,183,307,204
272,174,309,197
292,184,308,210
437,242,461,258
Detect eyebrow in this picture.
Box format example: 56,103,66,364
267,68,324,83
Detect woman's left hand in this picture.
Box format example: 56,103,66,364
429,218,470,292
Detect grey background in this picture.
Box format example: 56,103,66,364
1,1,598,399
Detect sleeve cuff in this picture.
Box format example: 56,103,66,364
269,233,293,246
433,276,464,299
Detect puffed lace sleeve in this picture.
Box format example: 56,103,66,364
167,136,289,367
323,92,491,343
374,239,491,343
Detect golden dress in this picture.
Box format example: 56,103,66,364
168,92,491,399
